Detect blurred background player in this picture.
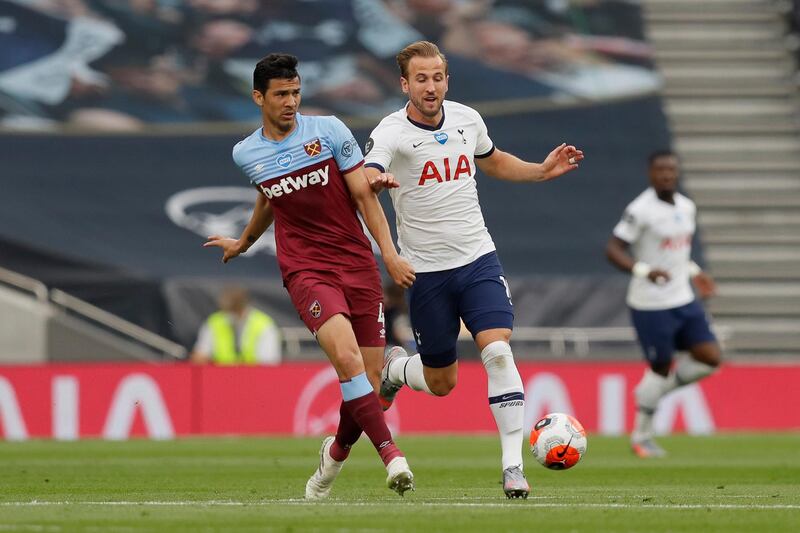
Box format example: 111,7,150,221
203,53,416,498
364,41,584,499
190,286,281,365
606,150,722,458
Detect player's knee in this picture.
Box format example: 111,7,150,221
695,343,722,368
427,374,457,396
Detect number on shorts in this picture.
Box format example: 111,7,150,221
377,302,385,324
499,275,512,305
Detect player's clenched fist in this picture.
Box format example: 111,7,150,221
384,253,415,288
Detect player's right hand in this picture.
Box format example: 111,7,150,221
368,172,399,193
647,269,671,285
203,235,244,263
385,254,415,288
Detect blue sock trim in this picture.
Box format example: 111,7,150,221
488,391,524,405
340,372,373,402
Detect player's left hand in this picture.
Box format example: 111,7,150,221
385,253,416,288
541,143,584,181
368,172,399,193
692,272,717,299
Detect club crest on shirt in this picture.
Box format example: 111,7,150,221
303,138,322,158
276,152,293,168
434,132,448,145
309,300,322,319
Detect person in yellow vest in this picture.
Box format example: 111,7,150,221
190,287,281,365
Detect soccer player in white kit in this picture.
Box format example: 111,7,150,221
606,150,722,458
364,41,584,498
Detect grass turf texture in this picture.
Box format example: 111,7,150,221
0,434,798,532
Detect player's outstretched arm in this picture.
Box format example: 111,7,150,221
203,192,274,263
606,236,670,284
476,144,584,182
343,166,415,288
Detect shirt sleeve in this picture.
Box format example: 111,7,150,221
473,111,494,158
612,203,643,244
256,323,282,365
327,116,364,173
363,120,397,173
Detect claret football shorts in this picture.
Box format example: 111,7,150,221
285,267,386,347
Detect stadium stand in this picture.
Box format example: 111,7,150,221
4,0,769,362
642,0,800,356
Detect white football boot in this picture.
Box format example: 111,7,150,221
305,436,345,500
385,456,415,496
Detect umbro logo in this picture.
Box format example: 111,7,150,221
254,164,265,173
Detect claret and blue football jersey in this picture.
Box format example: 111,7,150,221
232,113,375,278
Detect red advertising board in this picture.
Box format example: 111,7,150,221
0,362,798,440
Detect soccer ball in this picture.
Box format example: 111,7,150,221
529,412,587,470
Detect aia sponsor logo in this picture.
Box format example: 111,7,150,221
258,164,330,200
660,234,691,250
418,155,472,185
303,138,322,158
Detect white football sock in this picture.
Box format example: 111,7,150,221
388,353,433,395
632,369,669,441
667,354,718,390
481,341,524,471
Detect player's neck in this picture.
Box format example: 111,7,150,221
261,119,297,142
406,101,443,128
655,190,675,205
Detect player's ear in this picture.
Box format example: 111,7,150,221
252,90,264,106
400,77,409,95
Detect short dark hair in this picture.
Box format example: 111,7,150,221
648,149,677,167
253,53,300,93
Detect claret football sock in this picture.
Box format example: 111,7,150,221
481,341,525,471
340,372,403,466
330,401,362,462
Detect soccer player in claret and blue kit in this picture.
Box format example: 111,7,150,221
203,53,417,499
606,150,722,458
364,41,584,499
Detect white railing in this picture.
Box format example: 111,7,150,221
0,265,185,360
49,289,186,360
0,265,48,302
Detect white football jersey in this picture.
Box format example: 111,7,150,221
613,188,697,310
365,100,496,272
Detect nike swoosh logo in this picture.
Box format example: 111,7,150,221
412,142,423,148
555,436,573,459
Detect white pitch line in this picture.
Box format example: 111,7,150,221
0,501,798,510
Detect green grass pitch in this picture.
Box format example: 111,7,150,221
0,434,798,532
